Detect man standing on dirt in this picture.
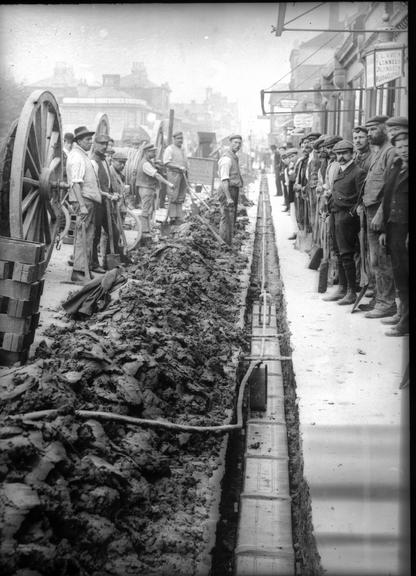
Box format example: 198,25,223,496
163,131,189,225
270,144,282,197
110,151,128,222
66,126,100,283
91,134,123,271
137,143,174,243
360,115,397,319
323,140,366,305
218,134,244,245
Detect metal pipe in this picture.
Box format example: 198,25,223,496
280,28,407,33
262,87,407,93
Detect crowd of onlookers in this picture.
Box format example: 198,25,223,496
270,115,408,337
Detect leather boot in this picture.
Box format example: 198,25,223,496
323,285,347,301
337,289,357,305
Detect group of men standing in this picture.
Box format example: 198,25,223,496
271,114,408,337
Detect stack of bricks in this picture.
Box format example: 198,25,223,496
0,236,46,366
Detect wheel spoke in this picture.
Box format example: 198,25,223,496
22,188,39,215
23,194,40,240
43,107,55,163
42,203,52,246
28,125,42,174
23,176,40,187
46,130,60,166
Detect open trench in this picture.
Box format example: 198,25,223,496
210,175,323,576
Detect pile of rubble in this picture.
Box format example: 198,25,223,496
0,211,253,576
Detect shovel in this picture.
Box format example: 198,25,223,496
318,214,329,293
105,197,121,270
308,194,323,270
351,210,369,313
81,219,93,283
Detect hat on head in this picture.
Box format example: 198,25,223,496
73,126,95,141
323,135,343,148
142,143,157,152
229,133,242,141
365,115,389,127
385,116,408,128
312,135,328,150
173,131,183,138
95,134,110,144
391,130,408,145
112,151,128,162
306,132,322,141
353,125,368,134
64,132,74,142
333,139,354,153
287,148,299,157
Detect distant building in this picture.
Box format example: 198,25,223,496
120,62,171,113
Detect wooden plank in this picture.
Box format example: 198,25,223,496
187,157,217,188
0,314,32,334
0,236,45,265
12,260,47,284
0,279,42,301
0,261,13,279
7,299,40,318
2,333,26,352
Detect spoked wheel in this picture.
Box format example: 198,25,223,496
0,118,18,236
9,90,64,264
122,208,142,251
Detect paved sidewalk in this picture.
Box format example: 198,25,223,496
267,176,410,576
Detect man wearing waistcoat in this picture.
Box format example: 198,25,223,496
163,131,189,225
137,143,174,242
322,140,366,305
66,126,100,283
360,115,397,318
218,134,243,245
91,134,122,271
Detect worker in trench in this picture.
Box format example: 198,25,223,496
66,125,101,283
163,131,189,225
218,134,244,245
137,143,175,243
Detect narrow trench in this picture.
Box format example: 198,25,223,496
210,177,323,576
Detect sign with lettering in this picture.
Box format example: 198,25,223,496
187,157,217,188
294,114,313,128
280,99,298,108
375,48,403,86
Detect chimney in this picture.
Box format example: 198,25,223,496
102,74,120,88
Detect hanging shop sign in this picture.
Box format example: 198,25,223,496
294,114,313,128
365,44,404,88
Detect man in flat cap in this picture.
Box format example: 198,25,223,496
282,148,299,237
217,134,244,244
270,144,283,198
323,140,366,305
385,116,408,143
359,115,397,318
378,130,409,336
66,126,101,283
352,126,372,173
163,131,189,225
91,134,124,271
110,151,129,223
137,143,174,242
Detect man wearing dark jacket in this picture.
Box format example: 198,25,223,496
379,131,408,336
323,139,366,305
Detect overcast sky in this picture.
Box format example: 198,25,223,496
0,3,356,135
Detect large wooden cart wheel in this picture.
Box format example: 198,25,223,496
0,119,18,237
9,90,64,264
94,112,110,139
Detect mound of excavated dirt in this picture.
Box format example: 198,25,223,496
0,210,253,576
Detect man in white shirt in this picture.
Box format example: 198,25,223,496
217,134,243,245
66,126,101,283
163,131,189,224
137,143,174,242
